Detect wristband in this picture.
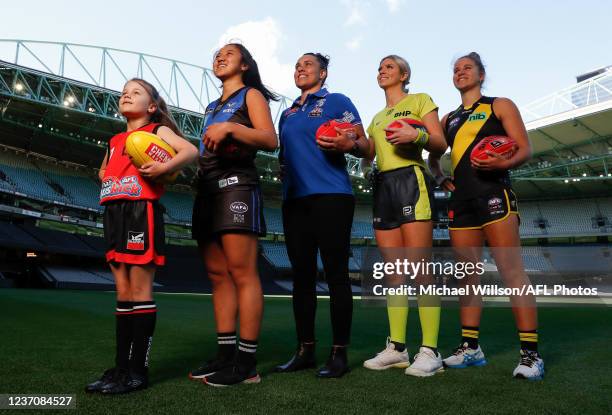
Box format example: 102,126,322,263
415,129,430,147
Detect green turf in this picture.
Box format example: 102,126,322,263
0,289,610,414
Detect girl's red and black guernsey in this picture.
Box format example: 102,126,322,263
100,123,166,266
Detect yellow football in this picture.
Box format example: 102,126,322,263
125,130,179,184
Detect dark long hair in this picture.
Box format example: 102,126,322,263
215,43,279,102
128,78,185,137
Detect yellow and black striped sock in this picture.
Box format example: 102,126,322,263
519,330,538,352
461,326,479,349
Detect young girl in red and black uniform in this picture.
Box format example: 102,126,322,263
86,78,198,394
188,43,278,387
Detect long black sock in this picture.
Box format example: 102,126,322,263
130,301,157,376
115,301,133,370
217,331,237,361
237,338,258,369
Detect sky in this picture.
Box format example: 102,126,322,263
1,0,611,123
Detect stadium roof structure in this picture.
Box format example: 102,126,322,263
511,67,612,199
0,40,365,191
0,40,610,199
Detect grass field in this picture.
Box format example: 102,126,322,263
1,289,610,414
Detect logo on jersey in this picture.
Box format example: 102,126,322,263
402,205,413,216
448,116,461,129
127,231,145,250
222,101,238,114
218,176,239,189
145,143,172,163
394,110,412,118
340,111,356,124
109,147,115,160
100,176,143,200
284,106,299,118
468,112,487,122
230,201,249,214
308,98,326,117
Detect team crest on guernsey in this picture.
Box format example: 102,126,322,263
100,175,143,199
448,116,461,129
308,98,326,117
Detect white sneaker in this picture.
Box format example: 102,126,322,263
513,349,544,380
405,347,444,377
443,342,487,368
363,337,410,370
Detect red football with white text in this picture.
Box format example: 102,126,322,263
470,135,517,162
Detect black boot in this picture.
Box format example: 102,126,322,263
275,342,316,373
85,367,121,393
100,369,148,395
316,346,349,378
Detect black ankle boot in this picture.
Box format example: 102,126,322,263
275,342,316,373
316,346,349,378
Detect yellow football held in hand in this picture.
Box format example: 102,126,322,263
125,130,179,184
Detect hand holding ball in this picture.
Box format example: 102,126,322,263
125,131,179,184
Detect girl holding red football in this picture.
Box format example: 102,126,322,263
361,55,448,377
188,43,278,387
428,52,544,380
87,78,198,394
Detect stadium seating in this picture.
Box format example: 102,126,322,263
161,191,194,223
0,151,73,205
262,207,283,234
2,149,612,240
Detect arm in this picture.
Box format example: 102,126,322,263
421,109,448,154
203,89,278,152
138,126,199,180
98,151,108,181
427,113,455,191
471,97,531,171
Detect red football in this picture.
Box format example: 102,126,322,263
470,135,518,162
385,118,427,138
315,120,355,140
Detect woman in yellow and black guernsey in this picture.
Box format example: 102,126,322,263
362,55,448,376
429,52,544,380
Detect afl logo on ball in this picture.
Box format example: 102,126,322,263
230,201,249,214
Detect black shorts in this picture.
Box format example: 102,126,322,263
448,188,519,230
192,185,266,241
373,165,435,230
103,200,166,265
